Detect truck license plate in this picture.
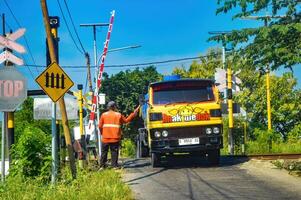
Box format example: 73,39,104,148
178,137,199,146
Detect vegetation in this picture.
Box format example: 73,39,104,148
210,0,301,71
273,160,301,177
121,139,136,158
0,169,132,200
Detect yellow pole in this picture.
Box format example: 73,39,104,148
227,67,234,155
77,85,85,168
40,0,76,179
78,89,83,137
266,69,272,130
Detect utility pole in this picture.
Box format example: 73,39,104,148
46,16,60,184
77,84,86,168
1,13,5,178
1,15,7,181
1,14,15,166
241,15,284,131
227,66,234,155
80,23,109,158
209,31,234,155
40,0,77,179
1,112,5,182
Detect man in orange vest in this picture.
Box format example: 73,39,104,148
99,101,140,168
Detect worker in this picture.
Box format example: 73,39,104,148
99,101,140,168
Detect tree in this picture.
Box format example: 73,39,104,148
236,70,301,136
14,98,51,143
172,48,222,79
100,66,162,139
210,0,301,71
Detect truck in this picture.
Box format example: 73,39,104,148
137,75,223,167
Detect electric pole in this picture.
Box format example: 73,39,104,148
209,31,234,155
80,23,109,158
40,0,77,179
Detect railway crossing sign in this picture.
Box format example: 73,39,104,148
35,62,74,102
0,51,24,66
0,67,27,112
0,28,26,66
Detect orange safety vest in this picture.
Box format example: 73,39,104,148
99,110,135,143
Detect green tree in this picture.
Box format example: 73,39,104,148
172,48,222,78
100,66,162,139
14,98,51,143
210,0,301,71
236,71,301,136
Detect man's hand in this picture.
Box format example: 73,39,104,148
134,105,141,116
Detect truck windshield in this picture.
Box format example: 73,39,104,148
153,86,214,105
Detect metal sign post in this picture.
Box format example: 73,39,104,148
51,102,57,184
1,112,5,182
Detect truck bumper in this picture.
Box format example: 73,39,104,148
150,136,223,154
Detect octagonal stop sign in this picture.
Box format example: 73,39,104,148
0,67,27,112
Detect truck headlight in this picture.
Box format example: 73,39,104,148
154,131,161,138
213,127,220,134
206,128,212,135
162,130,168,137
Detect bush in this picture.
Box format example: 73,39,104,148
287,123,301,143
121,139,136,158
10,125,51,180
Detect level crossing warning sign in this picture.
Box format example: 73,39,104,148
35,62,74,102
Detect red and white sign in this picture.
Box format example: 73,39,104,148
0,51,24,66
0,67,27,112
87,10,115,134
0,28,26,53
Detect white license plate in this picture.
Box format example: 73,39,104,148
178,137,199,146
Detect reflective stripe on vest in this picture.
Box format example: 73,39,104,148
103,124,121,128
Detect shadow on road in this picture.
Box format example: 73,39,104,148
123,155,250,170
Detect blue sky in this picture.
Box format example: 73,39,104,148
1,0,300,91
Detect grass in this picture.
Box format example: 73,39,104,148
0,169,132,200
245,141,301,155
272,160,301,177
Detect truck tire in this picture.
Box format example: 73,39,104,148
151,153,161,167
141,146,149,157
207,149,220,166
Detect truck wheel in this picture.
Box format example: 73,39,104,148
141,146,149,157
207,149,220,166
151,153,161,167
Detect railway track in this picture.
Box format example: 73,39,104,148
228,153,301,160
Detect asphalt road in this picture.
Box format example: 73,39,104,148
123,155,301,200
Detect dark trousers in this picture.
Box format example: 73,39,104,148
100,142,120,168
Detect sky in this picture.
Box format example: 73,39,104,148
0,0,300,92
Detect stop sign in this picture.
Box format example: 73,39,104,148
0,67,27,112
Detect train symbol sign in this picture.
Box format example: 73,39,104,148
35,62,74,102
0,67,27,112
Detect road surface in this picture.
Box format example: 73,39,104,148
123,155,301,200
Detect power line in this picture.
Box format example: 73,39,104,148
3,0,38,76
24,54,221,69
56,0,84,55
62,0,86,54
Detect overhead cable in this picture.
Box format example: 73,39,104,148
24,53,222,69
62,0,86,53
3,0,38,76
56,0,84,55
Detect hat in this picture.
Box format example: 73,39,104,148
107,101,116,109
